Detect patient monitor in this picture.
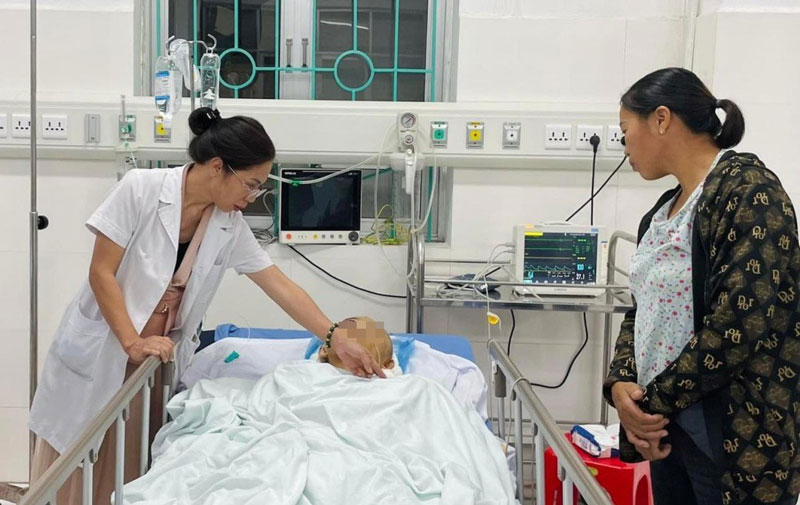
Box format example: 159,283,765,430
513,224,608,297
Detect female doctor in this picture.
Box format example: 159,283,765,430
29,107,385,504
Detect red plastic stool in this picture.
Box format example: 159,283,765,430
544,434,653,505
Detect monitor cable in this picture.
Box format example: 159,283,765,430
288,245,406,300
523,136,602,389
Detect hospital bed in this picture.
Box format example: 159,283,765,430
20,329,613,505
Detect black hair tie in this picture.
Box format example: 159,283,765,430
715,99,722,108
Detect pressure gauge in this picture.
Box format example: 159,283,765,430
397,112,419,150
399,112,417,129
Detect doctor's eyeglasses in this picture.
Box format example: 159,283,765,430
226,163,269,201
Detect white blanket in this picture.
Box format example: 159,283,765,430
123,362,515,505
179,338,488,420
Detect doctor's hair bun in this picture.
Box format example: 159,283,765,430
188,107,222,136
187,108,275,169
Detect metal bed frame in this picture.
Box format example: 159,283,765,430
20,357,172,505
20,339,615,505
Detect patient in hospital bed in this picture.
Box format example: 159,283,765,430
120,323,513,504
178,325,488,420
123,355,514,504
318,317,400,377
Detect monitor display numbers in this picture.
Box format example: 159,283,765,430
522,232,598,285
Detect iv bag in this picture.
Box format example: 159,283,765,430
154,53,183,128
199,52,220,110
170,39,201,93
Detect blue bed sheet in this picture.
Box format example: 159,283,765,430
199,324,476,363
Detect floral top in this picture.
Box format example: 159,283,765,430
630,182,705,386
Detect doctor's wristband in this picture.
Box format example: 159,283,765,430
324,323,339,349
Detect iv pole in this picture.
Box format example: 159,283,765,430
29,0,37,476
29,0,49,478
29,0,42,479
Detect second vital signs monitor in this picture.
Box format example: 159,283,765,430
513,224,608,296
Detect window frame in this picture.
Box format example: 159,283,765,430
143,0,455,242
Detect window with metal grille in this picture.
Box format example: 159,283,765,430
159,0,450,240
165,0,443,101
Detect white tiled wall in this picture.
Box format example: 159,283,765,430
456,1,687,103
0,2,134,97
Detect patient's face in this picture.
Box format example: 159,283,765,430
321,317,394,372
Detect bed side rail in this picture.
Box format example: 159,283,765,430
606,231,636,305
489,339,613,505
21,356,170,505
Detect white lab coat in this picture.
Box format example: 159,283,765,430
29,164,273,453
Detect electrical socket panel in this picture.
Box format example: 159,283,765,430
607,125,624,150
544,124,572,149
502,122,521,149
42,114,68,139
576,125,603,151
0,113,7,138
12,114,31,138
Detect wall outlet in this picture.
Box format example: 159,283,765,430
12,114,31,138
576,125,603,151
119,114,137,142
430,121,448,147
502,122,521,149
544,124,572,149
0,113,7,138
154,115,172,143
607,125,624,150
466,121,484,148
42,114,68,139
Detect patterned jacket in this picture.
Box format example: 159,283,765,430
603,152,800,504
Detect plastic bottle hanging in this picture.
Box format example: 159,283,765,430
199,36,220,110
154,37,184,128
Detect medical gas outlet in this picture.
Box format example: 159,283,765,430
430,121,448,147
502,122,521,149
466,121,484,148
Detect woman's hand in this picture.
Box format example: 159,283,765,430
330,329,387,378
611,382,669,449
636,440,672,461
125,335,174,364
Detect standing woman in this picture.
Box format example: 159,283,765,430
604,68,800,505
29,107,384,504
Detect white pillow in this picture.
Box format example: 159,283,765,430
179,337,310,390
179,337,488,420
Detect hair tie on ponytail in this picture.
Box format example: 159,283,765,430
188,107,224,136
207,108,222,122
621,68,744,149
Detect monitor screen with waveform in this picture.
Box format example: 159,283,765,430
521,232,598,285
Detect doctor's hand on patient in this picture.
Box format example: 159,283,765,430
124,335,175,364
611,382,670,458
330,329,387,379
